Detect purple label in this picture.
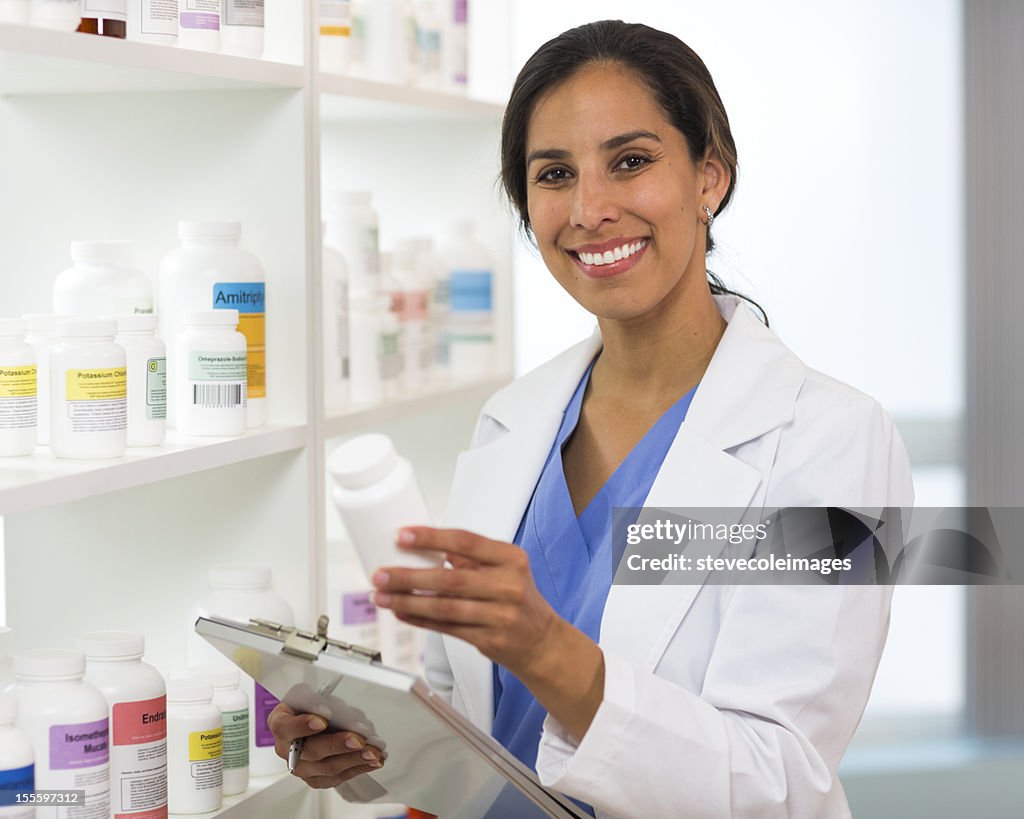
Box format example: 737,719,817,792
342,591,377,626
454,0,467,24
180,12,220,31
254,683,279,747
50,718,109,770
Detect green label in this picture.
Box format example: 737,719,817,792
221,709,250,770
188,351,247,382
146,357,167,420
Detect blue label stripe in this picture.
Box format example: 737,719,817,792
213,282,266,314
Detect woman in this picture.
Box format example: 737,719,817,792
271,20,913,818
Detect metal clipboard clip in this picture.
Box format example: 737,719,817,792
246,614,381,664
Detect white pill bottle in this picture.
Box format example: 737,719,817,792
188,565,294,777
0,319,36,458
53,240,153,318
0,692,33,819
186,665,248,796
50,319,127,460
23,314,63,447
166,679,222,815
13,650,110,819
79,632,167,819
115,314,167,447
158,221,267,429
177,0,220,51
176,310,247,438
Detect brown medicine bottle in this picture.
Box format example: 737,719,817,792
77,0,127,38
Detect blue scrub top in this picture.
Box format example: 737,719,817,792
492,356,698,785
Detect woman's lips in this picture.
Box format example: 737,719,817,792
569,239,649,279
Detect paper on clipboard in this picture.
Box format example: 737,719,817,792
194,615,588,819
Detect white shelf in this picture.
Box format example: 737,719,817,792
323,376,511,439
169,773,306,819
0,424,308,515
0,23,303,94
319,73,504,122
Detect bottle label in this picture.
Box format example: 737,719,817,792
378,330,401,380
51,718,109,769
0,764,34,808
180,0,220,30
450,270,493,311
0,365,37,431
252,683,279,748
64,368,127,433
320,0,351,37
223,0,264,27
145,357,167,420
220,709,249,770
343,591,377,625
141,0,178,33
187,728,222,792
188,352,247,409
111,696,167,817
213,282,266,399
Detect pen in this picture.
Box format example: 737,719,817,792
287,738,304,773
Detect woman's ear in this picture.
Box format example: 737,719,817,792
700,150,731,212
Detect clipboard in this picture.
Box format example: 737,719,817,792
195,615,589,819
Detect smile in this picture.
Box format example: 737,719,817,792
568,238,650,278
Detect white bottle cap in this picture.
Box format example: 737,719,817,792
178,221,242,240
186,664,241,689
113,314,158,333
0,693,17,726
184,309,240,328
23,314,65,334
57,319,118,339
167,678,214,704
77,631,145,660
13,649,86,680
0,318,27,338
209,564,272,590
328,433,398,490
70,240,133,266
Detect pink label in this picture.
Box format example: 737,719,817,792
254,682,279,747
180,12,220,30
115,809,167,819
50,718,109,770
343,591,377,625
113,696,167,746
454,0,467,23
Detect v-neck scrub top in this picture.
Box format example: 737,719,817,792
491,357,698,775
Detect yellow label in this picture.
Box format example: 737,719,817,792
65,368,127,401
320,25,351,36
0,366,36,398
189,727,223,762
237,314,266,398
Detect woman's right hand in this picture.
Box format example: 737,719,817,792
268,703,385,789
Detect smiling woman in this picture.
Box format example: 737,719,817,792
270,20,914,819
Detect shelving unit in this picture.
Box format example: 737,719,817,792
0,9,513,819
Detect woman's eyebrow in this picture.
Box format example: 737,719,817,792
526,148,571,165
526,130,663,165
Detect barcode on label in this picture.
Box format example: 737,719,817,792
192,384,243,408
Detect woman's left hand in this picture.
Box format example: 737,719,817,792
370,527,560,677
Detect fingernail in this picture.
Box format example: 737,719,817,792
368,759,383,768
345,737,363,750
308,717,328,732
397,528,416,545
372,591,390,607
361,750,378,762
372,570,389,587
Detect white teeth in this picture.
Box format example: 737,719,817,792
576,239,648,266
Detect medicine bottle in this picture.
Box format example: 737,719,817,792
0,320,36,459
0,1,29,24
115,314,167,447
177,0,220,51
175,310,247,437
28,0,80,29
50,319,127,460
329,433,437,576
188,564,294,777
185,665,248,796
442,222,495,380
324,191,379,294
0,693,33,819
158,221,266,429
323,234,350,411
319,0,352,75
126,0,177,43
78,0,127,37
166,679,222,815
23,314,63,447
348,291,383,406
13,650,110,817
53,240,153,318
79,632,167,819
220,0,263,57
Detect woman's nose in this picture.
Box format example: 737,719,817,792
570,174,619,231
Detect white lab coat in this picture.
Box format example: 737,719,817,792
426,295,914,819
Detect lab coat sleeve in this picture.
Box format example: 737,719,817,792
535,394,913,819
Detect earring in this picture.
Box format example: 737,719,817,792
702,204,715,228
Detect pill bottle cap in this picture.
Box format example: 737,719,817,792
209,564,272,590
0,319,27,338
178,221,242,240
186,664,241,689
77,631,145,660
328,433,399,490
166,678,213,703
57,319,118,339
70,240,133,266
13,649,85,680
184,309,239,328
113,314,158,333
